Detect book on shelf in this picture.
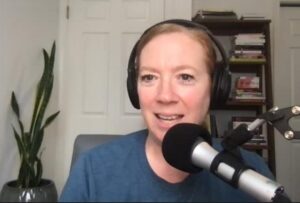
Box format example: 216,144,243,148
234,49,263,55
192,10,238,21
235,76,260,91
229,56,266,63
231,76,265,101
234,33,265,43
240,13,265,20
232,94,266,102
231,33,266,60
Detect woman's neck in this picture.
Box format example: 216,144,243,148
145,134,189,183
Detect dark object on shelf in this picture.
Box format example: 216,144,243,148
193,10,238,21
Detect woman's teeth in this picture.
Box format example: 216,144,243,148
156,114,183,121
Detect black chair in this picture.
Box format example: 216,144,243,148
70,134,121,170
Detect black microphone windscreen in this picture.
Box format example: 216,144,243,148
162,123,212,173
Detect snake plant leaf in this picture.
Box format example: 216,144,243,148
30,75,53,147
43,49,49,72
42,111,60,129
48,42,55,72
35,156,43,186
10,92,25,136
22,132,31,152
17,152,35,188
17,160,27,187
12,126,24,157
18,120,24,138
11,92,20,118
30,57,54,136
30,42,55,136
30,82,48,135
30,129,44,160
25,161,35,188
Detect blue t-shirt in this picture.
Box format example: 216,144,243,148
60,129,273,202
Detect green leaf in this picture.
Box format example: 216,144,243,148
10,92,20,118
49,42,56,72
18,120,24,137
30,75,54,142
42,111,60,129
30,129,44,159
29,44,53,135
12,126,25,157
22,132,31,152
30,45,55,139
35,157,43,186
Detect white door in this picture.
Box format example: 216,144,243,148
274,5,300,202
55,0,191,194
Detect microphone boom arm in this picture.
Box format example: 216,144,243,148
222,105,300,151
258,105,300,140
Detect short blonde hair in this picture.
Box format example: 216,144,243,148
135,23,216,76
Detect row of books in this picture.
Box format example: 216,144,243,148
231,76,265,101
231,33,266,61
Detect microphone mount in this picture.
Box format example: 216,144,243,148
218,105,300,202
222,105,300,151
259,105,300,140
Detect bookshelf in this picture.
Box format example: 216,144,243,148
193,19,275,174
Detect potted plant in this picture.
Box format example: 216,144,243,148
0,42,60,202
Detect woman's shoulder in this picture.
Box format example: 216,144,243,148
76,129,148,170
89,128,148,152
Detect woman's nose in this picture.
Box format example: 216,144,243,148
156,79,178,104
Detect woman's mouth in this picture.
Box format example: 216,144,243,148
155,114,184,121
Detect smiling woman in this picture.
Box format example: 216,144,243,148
59,19,273,202
137,28,212,145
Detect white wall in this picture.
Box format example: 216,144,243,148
0,0,59,189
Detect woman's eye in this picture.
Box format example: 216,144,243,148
180,74,194,82
140,74,156,83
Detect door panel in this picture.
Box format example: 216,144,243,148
275,6,300,202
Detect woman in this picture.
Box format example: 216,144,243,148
60,19,272,202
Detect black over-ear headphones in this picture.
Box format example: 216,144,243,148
127,19,231,109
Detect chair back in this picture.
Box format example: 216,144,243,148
71,134,121,170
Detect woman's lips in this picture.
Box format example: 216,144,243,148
155,113,184,121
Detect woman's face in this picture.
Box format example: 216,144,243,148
137,32,212,143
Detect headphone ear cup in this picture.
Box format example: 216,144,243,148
126,69,140,109
220,66,231,103
211,66,221,107
127,46,140,109
211,64,231,108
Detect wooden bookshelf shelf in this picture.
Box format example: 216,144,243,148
229,58,266,65
227,99,266,106
243,143,268,150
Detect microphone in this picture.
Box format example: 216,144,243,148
162,123,289,202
